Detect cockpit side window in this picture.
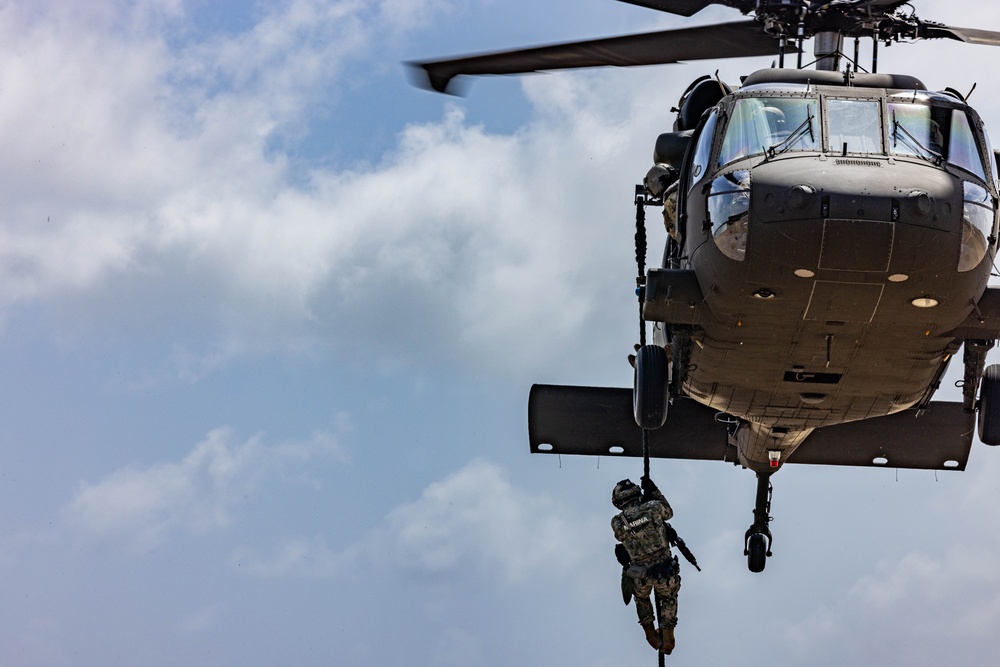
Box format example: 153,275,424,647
888,103,989,180
984,127,998,188
827,99,882,155
948,109,987,180
687,108,718,193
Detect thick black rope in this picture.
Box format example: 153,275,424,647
635,194,653,482
643,431,651,481
635,196,648,347
636,194,664,664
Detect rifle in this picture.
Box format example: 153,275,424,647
663,522,701,572
639,476,702,572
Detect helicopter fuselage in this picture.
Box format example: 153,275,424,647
648,70,998,472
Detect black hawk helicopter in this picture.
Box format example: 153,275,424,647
411,0,1000,572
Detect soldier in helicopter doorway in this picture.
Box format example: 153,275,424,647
611,476,682,654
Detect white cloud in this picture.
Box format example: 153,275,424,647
383,459,601,581
852,546,1000,635
64,427,344,550
179,604,220,634
230,537,358,579
778,453,1000,664
429,627,486,667
0,0,661,382
378,0,461,33
235,459,604,583
0,0,371,305
779,543,1000,665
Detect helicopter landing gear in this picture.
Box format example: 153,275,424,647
633,344,669,430
744,473,774,573
978,364,1000,446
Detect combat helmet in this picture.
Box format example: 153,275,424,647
612,479,642,509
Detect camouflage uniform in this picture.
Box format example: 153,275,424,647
612,481,682,630
642,164,679,243
662,185,679,242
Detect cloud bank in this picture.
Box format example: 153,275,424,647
232,459,604,584
0,0,667,384
65,427,343,549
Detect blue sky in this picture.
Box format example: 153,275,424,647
1,1,1000,665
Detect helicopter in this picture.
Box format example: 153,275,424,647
411,0,1000,573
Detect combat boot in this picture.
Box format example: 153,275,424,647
660,625,675,655
641,622,662,650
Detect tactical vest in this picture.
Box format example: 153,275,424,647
618,501,671,564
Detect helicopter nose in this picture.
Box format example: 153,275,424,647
751,158,960,228
743,158,967,283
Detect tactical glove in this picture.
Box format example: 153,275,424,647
640,475,657,493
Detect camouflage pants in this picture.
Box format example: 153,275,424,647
633,570,681,628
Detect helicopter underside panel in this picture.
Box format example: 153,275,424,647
802,280,885,323
680,320,952,431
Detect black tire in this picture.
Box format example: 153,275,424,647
634,344,669,430
979,364,1000,446
747,533,767,573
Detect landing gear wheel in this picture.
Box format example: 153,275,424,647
633,344,669,430
745,473,773,573
978,364,1000,446
747,533,768,573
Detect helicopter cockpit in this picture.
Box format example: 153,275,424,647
699,85,993,178
682,80,998,268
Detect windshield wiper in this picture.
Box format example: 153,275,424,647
892,111,944,165
765,110,815,159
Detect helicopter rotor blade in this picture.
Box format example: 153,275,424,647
826,0,908,7
617,0,911,16
614,0,745,17
411,20,783,94
920,23,1000,47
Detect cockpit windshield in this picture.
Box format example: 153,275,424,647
708,91,991,184
718,97,819,167
887,100,986,179
827,99,882,155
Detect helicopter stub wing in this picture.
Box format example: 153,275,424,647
410,20,785,94
528,384,973,471
529,385,732,461
788,402,974,471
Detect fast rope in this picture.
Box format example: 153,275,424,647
636,190,664,666
635,192,648,348
634,190,654,480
